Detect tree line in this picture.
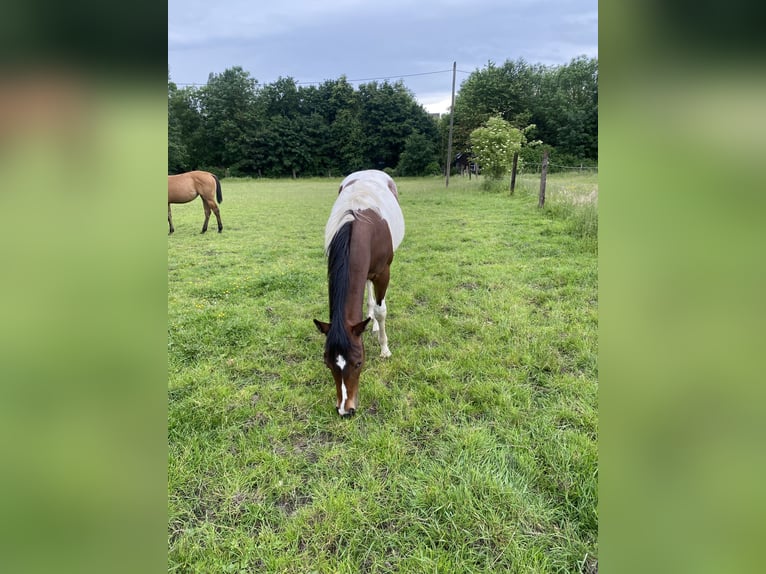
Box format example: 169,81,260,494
168,57,597,178
450,56,598,170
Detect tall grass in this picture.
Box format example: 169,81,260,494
514,172,598,251
168,174,598,573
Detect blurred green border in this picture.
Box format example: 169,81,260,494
0,88,168,574
601,2,765,573
0,2,167,572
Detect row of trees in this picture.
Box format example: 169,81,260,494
449,56,598,169
168,57,597,178
168,68,439,178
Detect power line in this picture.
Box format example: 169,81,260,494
298,69,454,85
173,67,471,87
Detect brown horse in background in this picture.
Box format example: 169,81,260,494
314,170,405,417
168,171,223,234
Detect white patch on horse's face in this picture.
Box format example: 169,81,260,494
334,355,349,415
338,381,348,416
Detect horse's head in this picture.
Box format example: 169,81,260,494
313,318,370,417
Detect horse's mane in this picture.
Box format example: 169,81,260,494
325,220,353,358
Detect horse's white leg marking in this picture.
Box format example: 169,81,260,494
366,281,379,333
336,355,348,415
374,299,391,358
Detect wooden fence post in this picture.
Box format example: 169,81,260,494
538,150,549,208
510,151,518,195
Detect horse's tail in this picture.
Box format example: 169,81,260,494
213,174,222,204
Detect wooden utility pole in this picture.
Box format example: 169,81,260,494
510,152,518,195
445,61,456,188
538,150,549,208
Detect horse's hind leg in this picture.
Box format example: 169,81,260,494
168,205,174,234
366,280,379,332
212,203,223,233
372,269,392,358
374,299,391,358
201,201,211,233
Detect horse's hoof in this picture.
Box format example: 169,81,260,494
338,408,356,418
380,349,391,358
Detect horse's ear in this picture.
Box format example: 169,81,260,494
351,317,371,336
314,319,330,335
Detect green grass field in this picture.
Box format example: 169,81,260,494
168,174,598,573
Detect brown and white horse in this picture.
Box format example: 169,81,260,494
167,171,223,234
314,170,405,417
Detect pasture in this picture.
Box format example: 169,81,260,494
168,174,598,573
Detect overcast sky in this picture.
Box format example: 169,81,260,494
168,0,597,114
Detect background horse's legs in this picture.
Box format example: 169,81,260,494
201,196,222,233
168,204,174,234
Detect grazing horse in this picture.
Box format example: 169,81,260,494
314,170,405,417
167,171,223,234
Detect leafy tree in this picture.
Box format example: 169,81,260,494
546,56,598,160
252,115,299,177
396,132,439,176
293,112,331,177
260,76,301,118
331,108,365,175
301,76,357,125
358,80,437,170
452,60,539,154
197,67,259,172
167,77,189,173
295,77,364,176
452,57,598,164
470,116,524,180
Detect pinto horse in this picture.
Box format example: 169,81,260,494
314,170,405,417
168,171,223,234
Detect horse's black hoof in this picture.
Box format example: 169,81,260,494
341,408,356,419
